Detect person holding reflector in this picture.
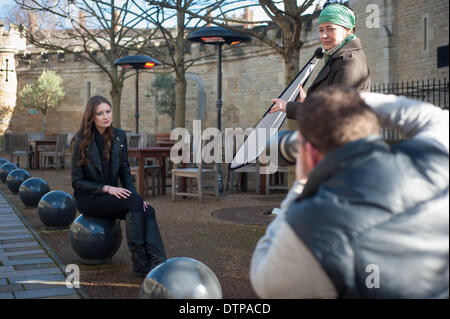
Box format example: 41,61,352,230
270,2,371,118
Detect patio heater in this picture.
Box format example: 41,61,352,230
113,55,161,133
187,26,251,194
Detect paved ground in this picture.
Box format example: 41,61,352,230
0,154,287,299
0,192,85,299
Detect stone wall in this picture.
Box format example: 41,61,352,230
391,0,449,81
349,0,449,83
0,22,26,148
2,1,448,140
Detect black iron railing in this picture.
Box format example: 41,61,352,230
371,78,449,110
371,78,449,141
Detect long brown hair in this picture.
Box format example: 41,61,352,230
71,95,114,166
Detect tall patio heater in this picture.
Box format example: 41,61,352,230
114,55,161,133
187,26,251,194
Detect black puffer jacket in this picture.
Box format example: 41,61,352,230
286,136,449,298
71,127,137,196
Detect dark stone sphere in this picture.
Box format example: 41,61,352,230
37,190,77,229
0,158,9,166
0,162,18,183
6,168,31,193
69,215,122,265
18,177,50,207
139,257,223,299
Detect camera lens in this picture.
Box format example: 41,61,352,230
266,130,298,166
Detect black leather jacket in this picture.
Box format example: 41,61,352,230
71,127,137,196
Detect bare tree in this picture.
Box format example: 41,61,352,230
124,0,228,128
15,0,158,128
148,0,321,86
148,0,321,186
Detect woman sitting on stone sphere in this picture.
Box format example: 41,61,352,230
70,95,166,276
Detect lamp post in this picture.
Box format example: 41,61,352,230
113,55,160,133
188,26,251,194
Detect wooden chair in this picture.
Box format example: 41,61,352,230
129,134,161,197
40,133,68,168
225,130,262,194
171,137,219,203
264,167,289,194
27,132,46,156
142,134,162,196
10,133,33,169
27,132,45,143
156,132,171,143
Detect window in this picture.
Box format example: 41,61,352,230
58,51,65,62
41,52,48,63
74,50,82,61
23,53,31,65
422,15,430,53
86,81,91,102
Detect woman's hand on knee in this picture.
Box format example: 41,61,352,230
107,186,132,199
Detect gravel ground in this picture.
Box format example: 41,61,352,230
0,159,286,299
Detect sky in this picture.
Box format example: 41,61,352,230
0,0,326,28
0,0,17,24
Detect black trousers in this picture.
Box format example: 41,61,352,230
75,192,144,219
75,192,166,270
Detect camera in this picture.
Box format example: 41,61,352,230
267,130,299,167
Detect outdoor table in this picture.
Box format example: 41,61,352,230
128,147,171,197
29,139,57,169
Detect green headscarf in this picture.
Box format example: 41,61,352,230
318,4,356,30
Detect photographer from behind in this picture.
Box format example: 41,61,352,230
250,87,449,298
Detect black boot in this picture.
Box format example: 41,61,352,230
144,206,167,270
125,211,152,276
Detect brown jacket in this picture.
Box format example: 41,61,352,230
286,38,371,119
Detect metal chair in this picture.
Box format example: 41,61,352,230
40,133,69,168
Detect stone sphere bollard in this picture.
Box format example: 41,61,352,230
0,162,18,183
0,158,9,166
6,168,31,193
69,215,122,265
37,190,77,229
140,257,223,299
18,177,50,207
